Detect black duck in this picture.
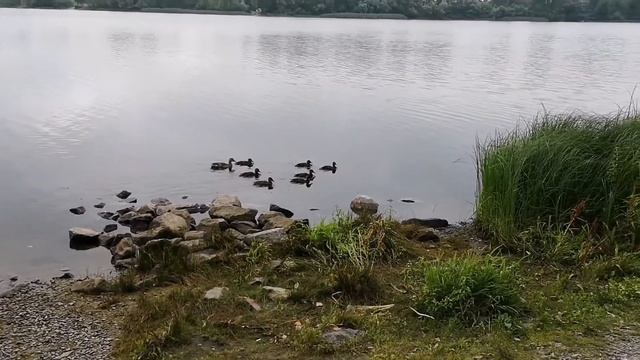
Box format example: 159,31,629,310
319,162,337,172
211,158,235,170
295,160,312,168
254,177,274,188
236,158,254,167
240,168,261,178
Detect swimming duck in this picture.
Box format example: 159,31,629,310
319,162,337,172
293,169,315,180
295,160,312,168
236,158,254,167
290,177,312,186
211,158,235,170
254,177,274,188
240,168,260,178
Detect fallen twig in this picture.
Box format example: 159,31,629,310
409,306,435,319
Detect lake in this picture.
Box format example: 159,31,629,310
0,8,638,281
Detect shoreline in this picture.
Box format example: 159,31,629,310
2,7,640,23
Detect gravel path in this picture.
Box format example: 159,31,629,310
0,279,122,360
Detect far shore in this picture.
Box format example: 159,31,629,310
4,6,640,23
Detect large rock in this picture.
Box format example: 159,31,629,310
401,218,449,229
69,206,86,215
190,250,222,265
263,215,296,231
269,204,294,218
137,203,157,216
177,239,209,252
97,211,115,220
116,190,131,200
230,221,259,235
212,195,241,208
149,213,189,239
224,228,246,241
257,211,286,227
155,205,176,216
150,197,172,206
243,228,286,246
350,195,379,216
111,237,135,259
155,207,195,227
117,211,138,225
98,233,116,248
71,277,108,294
116,206,136,215
184,230,205,241
176,204,209,214
196,218,228,242
129,213,154,233
414,228,440,242
69,228,100,250
209,206,257,223
103,224,118,233
322,328,364,345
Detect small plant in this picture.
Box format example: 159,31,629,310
331,264,381,301
412,256,523,326
586,253,640,281
247,240,272,265
596,277,640,306
110,270,138,293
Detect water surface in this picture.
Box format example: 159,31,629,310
0,8,638,280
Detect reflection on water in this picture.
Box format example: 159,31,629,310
0,8,639,279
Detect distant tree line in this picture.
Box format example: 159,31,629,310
2,0,639,21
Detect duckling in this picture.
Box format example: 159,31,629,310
319,162,337,172
239,168,260,178
236,158,254,167
295,160,312,168
211,158,235,170
293,169,315,180
290,177,312,186
253,177,274,188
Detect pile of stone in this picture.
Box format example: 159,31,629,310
69,195,302,270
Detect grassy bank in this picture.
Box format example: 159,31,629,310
476,111,640,261
98,214,640,359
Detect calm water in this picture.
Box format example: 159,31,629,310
0,8,638,281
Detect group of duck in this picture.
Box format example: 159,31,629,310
210,158,337,189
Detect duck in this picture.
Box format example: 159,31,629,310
319,162,337,172
290,177,312,186
253,177,274,188
293,169,315,180
239,168,260,178
211,158,235,170
295,160,312,168
235,158,254,167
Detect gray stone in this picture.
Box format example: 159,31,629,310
262,286,291,301
350,195,379,216
116,206,136,215
196,218,228,241
103,224,118,233
322,328,364,345
401,218,449,229
113,258,137,269
129,213,154,233
116,190,131,199
204,287,228,300
257,211,285,226
243,228,286,246
149,213,189,239
262,215,296,231
111,237,135,259
176,203,209,214
414,228,440,242
137,203,157,216
124,197,138,204
155,205,177,216
69,228,100,250
177,239,208,252
190,250,222,265
117,211,138,225
209,206,257,223
230,220,259,234
69,206,86,215
94,202,106,209
184,230,205,241
98,233,116,248
212,195,241,208
71,277,108,294
224,228,247,241
97,211,115,220
150,197,172,206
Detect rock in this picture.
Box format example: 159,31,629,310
269,259,297,270
212,195,241,208
257,211,285,226
68,228,101,250
129,213,154,233
209,206,258,223
401,199,416,203
243,228,286,246
56,272,74,280
10,275,18,282
322,328,364,345
224,228,247,241
114,258,137,269
262,215,296,231
116,211,137,225
269,204,294,218
177,203,209,214
69,206,86,215
415,228,440,242
249,277,265,286
262,286,291,301
177,239,208,252
196,218,228,241
230,221,259,234
94,202,106,209
204,287,228,300
350,195,379,216
116,190,131,199
97,211,115,220
149,213,189,239
182,195,188,199
401,218,449,229
189,250,222,265
156,208,195,227
116,206,136,215
111,237,135,259
124,197,138,204
184,230,205,241
155,205,176,216
137,203,156,216
150,197,172,206
98,233,116,248
71,277,108,294
103,224,118,233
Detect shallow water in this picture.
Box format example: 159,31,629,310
0,8,638,280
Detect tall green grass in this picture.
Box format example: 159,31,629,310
476,110,640,256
